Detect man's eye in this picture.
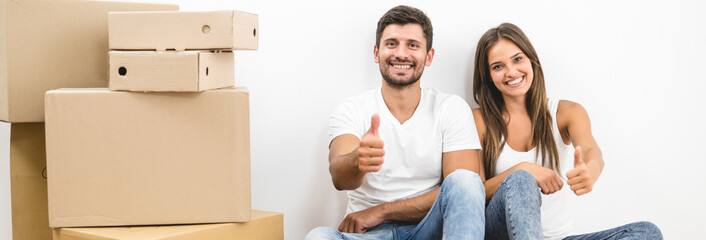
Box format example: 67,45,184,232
410,43,419,48
386,42,397,47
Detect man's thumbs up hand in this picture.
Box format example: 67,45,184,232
358,114,384,173
566,146,595,196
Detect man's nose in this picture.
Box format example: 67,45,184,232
394,45,409,58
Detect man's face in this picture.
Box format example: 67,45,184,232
374,24,434,88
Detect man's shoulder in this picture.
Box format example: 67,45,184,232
346,88,379,103
331,88,380,116
336,88,379,109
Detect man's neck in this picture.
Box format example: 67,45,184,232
381,80,422,125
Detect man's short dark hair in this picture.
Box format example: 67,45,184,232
376,5,433,51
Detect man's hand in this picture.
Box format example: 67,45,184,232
357,114,385,173
567,146,596,196
338,204,386,233
522,162,564,195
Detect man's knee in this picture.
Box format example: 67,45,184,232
442,169,485,199
306,226,341,240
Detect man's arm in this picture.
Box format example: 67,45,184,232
338,149,479,233
329,114,384,190
329,135,367,190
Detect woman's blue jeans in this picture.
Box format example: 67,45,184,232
485,170,662,240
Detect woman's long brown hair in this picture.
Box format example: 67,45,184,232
473,23,559,178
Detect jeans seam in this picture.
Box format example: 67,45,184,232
407,187,444,240
392,222,398,240
598,228,629,240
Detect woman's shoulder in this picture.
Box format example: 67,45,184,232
556,100,586,115
556,99,590,129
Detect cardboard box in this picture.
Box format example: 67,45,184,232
0,0,179,123
109,10,258,51
51,210,283,240
45,87,251,228
109,50,234,92
0,123,51,239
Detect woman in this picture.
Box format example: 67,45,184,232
471,23,662,240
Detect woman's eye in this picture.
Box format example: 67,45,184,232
491,65,502,70
514,56,523,62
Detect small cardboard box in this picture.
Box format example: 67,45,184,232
0,123,51,239
109,10,258,51
45,87,251,228
109,50,234,92
52,210,284,240
0,0,178,123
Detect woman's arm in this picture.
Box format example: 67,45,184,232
557,100,604,196
472,109,563,201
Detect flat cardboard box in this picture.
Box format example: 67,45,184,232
109,10,258,51
0,123,51,239
51,210,283,240
109,50,234,92
0,0,178,123
45,87,251,228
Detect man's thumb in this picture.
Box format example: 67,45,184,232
574,146,583,167
367,114,380,137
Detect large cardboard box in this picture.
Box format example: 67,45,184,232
109,50,234,92
0,0,179,123
0,123,51,239
52,210,284,240
109,10,258,51
45,87,251,228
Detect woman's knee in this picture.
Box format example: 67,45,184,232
505,169,539,191
629,221,663,239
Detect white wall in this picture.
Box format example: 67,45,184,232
166,0,705,238
1,0,701,239
0,123,11,239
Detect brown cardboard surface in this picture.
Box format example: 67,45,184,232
8,123,51,240
109,10,258,51
45,88,251,228
52,210,283,240
0,0,8,120
109,50,234,92
0,0,178,123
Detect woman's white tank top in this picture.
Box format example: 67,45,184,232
493,99,576,240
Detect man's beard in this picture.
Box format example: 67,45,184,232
380,58,425,88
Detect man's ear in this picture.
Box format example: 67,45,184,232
425,48,435,66
374,45,380,63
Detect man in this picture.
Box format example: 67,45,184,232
307,5,485,239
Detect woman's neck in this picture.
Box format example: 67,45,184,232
502,95,528,117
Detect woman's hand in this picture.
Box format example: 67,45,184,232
566,146,597,196
520,162,564,194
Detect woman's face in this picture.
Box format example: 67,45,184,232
487,38,534,99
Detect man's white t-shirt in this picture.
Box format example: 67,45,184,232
329,87,481,214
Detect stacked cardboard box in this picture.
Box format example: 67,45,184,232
44,9,283,240
0,1,178,239
52,210,283,240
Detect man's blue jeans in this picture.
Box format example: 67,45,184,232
485,170,663,240
306,169,486,239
